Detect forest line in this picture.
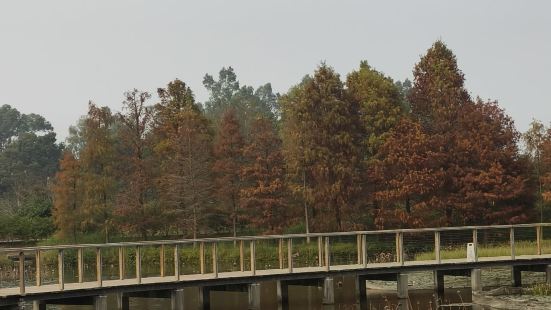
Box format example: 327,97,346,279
1,40,550,242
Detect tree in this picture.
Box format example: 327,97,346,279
79,103,118,242
52,151,82,241
203,67,278,130
346,61,406,158
213,109,245,238
372,41,530,227
0,105,61,240
523,120,549,221
240,117,286,233
281,65,362,231
280,77,313,235
154,79,214,238
116,89,154,237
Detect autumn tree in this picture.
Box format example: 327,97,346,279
52,151,82,241
240,117,286,233
154,79,213,238
373,41,530,227
213,108,245,238
281,65,362,231
116,89,154,237
79,103,118,242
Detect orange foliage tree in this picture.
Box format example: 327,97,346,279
240,117,286,233
213,108,244,238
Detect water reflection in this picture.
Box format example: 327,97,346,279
45,276,477,310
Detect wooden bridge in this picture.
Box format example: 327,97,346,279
2,223,551,309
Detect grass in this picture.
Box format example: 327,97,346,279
415,239,551,261
528,283,551,296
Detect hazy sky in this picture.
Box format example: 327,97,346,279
1,1,550,140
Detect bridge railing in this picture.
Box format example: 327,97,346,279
1,223,551,296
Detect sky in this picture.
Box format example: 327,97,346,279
1,1,550,140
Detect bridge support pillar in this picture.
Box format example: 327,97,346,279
512,266,522,287
397,273,409,310
171,289,185,310
94,295,107,310
199,286,211,310
276,280,289,310
32,301,46,310
115,292,129,310
433,270,444,304
471,269,482,293
355,275,367,310
248,283,261,309
322,277,335,305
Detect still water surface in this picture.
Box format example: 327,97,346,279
42,276,479,310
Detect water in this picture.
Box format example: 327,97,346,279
5,268,548,309
28,276,477,310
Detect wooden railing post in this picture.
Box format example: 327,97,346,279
35,250,41,286
118,247,125,280
510,227,516,260
58,249,64,291
324,236,330,271
472,229,478,262
239,240,244,272
77,248,84,283
19,251,25,295
537,225,543,255
318,236,323,267
395,232,404,265
278,238,284,269
362,234,368,267
160,244,165,277
200,242,205,274
174,244,180,280
96,247,102,287
435,231,441,263
250,240,256,276
287,238,293,273
212,242,218,278
136,246,142,284
357,234,362,265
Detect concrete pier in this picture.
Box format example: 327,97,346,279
248,283,261,309
355,275,367,310
397,273,409,310
170,289,185,310
471,269,482,293
116,292,129,310
322,277,334,305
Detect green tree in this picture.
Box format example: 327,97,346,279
523,120,549,221
203,67,278,130
0,105,61,239
346,61,405,158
